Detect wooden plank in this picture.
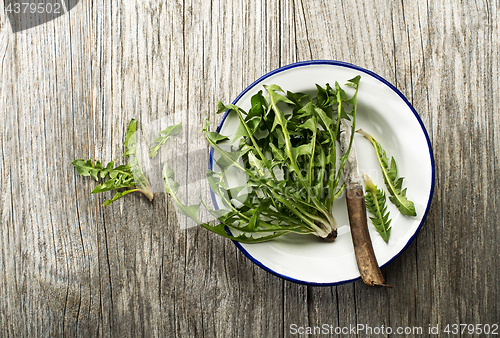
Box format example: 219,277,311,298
0,0,499,336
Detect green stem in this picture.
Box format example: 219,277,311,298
358,130,400,202
271,193,329,236
308,125,317,190
234,108,277,181
267,100,328,214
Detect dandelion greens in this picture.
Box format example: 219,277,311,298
72,119,154,205
162,77,362,243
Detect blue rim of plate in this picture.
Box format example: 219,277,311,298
208,60,435,286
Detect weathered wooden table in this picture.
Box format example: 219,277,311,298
1,1,499,337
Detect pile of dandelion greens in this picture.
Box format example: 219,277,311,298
72,76,416,244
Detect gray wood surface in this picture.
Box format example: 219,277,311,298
1,0,499,337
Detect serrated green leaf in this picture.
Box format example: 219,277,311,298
364,175,392,243
334,81,347,102
71,159,95,178
177,203,201,220
248,151,266,176
291,143,313,158
205,131,230,144
103,189,138,206
72,158,132,182
234,116,261,141
213,147,242,170
91,173,135,193
123,119,137,149
149,121,182,158
264,84,294,132
316,84,330,108
217,101,227,114
358,129,417,217
269,143,286,162
286,91,310,110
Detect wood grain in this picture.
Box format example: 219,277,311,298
1,0,499,337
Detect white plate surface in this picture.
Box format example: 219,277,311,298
210,60,434,285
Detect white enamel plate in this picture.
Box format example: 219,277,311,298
209,60,435,285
